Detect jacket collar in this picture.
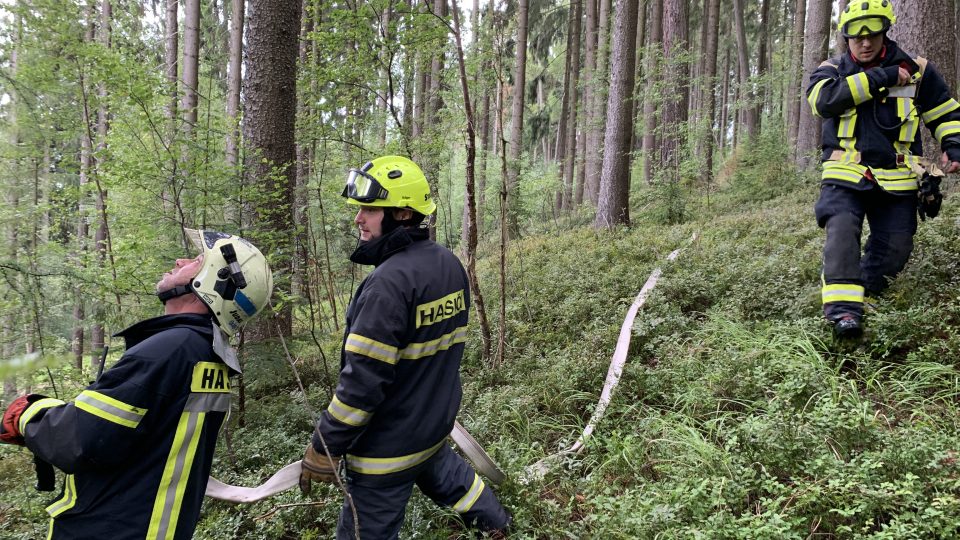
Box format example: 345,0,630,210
114,313,214,349
350,226,429,267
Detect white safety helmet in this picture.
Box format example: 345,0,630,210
159,228,273,334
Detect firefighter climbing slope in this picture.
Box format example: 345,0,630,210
0,229,272,540
807,0,960,340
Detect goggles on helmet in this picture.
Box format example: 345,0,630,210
841,16,889,38
342,169,389,203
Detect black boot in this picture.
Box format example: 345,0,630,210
832,314,863,340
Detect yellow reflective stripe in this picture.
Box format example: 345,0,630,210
75,390,147,429
846,72,871,105
878,178,919,191
344,333,399,364
934,121,960,142
837,109,857,139
921,98,960,123
45,474,76,518
897,98,919,143
822,283,865,304
147,410,205,540
821,162,866,183
346,440,445,475
416,289,466,328
400,326,469,360
47,518,54,540
190,362,230,393
453,473,485,513
19,398,66,433
808,79,829,117
327,395,372,427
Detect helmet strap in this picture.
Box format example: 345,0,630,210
157,284,194,304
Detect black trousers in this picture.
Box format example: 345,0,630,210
814,183,917,320
336,444,509,539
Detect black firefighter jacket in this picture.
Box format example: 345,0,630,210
19,313,230,540
807,38,960,193
314,226,469,481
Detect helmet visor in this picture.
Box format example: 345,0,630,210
842,16,888,38
342,169,389,203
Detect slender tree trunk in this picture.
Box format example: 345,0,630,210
575,0,597,204
584,0,611,203
595,0,639,228
660,0,688,224
450,0,492,361
560,0,582,211
641,0,662,185
732,0,755,142
834,0,849,56
786,0,806,157
182,0,200,135
700,0,720,183
796,0,832,168
754,0,769,134
719,27,730,152
505,0,528,237
630,0,646,155
91,0,112,371
225,0,244,221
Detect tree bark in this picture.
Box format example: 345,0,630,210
641,0,662,185
225,0,244,204
594,0,639,228
560,0,582,211
796,0,832,169
786,0,806,157
583,0,611,203
242,0,301,338
660,0,688,224
700,0,720,182
732,0,756,142
505,0,528,237
574,0,597,204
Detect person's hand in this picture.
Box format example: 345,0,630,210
299,443,341,494
896,67,911,86
1,395,42,446
941,151,960,174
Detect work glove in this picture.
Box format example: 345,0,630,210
1,394,45,446
918,173,943,221
299,442,341,494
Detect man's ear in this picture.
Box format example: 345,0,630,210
393,208,414,221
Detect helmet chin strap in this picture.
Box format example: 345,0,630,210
157,284,194,304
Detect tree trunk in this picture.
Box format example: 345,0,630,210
796,0,832,169
560,0,582,211
575,0,598,204
700,0,720,182
225,0,244,211
182,0,200,135
641,0,662,185
584,0,611,203
505,0,528,237
660,0,688,224
594,0,639,228
91,0,112,371
732,0,755,142
242,0,301,339
892,0,957,158
834,0,849,56
786,0,807,157
754,0,770,134
450,0,492,361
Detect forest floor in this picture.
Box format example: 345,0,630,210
3,161,960,539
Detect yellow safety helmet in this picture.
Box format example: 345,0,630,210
838,0,896,38
341,155,437,216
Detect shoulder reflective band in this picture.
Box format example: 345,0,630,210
18,398,66,433
75,391,147,429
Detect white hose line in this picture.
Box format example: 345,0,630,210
205,422,504,503
525,234,695,480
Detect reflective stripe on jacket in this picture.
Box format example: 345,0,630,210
316,227,469,475
22,314,230,540
806,38,960,193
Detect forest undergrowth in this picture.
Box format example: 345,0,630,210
3,162,960,539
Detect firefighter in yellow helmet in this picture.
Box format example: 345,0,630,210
299,156,510,538
1,230,272,539
807,0,960,340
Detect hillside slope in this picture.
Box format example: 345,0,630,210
2,176,959,539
